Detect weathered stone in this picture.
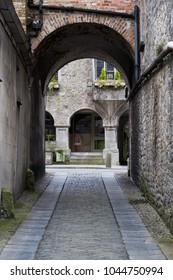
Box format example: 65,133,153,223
25,169,35,191
1,187,15,218
46,59,127,164
0,4,31,201
131,0,173,232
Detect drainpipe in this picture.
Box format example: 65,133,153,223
134,5,140,81
27,1,134,19
128,41,173,100
31,0,43,31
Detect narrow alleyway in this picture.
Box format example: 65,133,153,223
35,171,128,259
0,167,166,260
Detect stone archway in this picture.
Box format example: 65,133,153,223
33,22,135,90
29,20,134,175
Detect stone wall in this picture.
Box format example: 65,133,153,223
46,59,127,127
131,0,173,231
0,10,30,200
29,73,45,179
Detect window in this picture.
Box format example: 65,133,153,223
94,59,115,80
45,111,56,141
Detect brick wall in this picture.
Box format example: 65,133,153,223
33,0,139,13
12,0,27,31
28,1,138,52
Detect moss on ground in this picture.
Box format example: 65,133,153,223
1,187,15,218
0,188,42,252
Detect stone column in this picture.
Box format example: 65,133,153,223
55,126,71,159
103,126,119,167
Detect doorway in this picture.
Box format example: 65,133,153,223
69,110,104,152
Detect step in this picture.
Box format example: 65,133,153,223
70,152,103,164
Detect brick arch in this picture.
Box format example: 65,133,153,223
33,22,135,89
31,11,135,52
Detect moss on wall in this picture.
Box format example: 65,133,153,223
1,187,15,218
25,169,35,191
139,174,154,205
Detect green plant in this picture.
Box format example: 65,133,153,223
94,79,125,88
114,69,121,80
0,185,44,250
48,76,59,94
112,80,123,87
99,68,106,80
55,149,64,155
45,140,55,151
55,149,65,162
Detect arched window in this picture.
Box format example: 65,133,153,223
45,111,56,141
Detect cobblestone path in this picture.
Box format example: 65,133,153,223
35,172,128,259
0,168,166,260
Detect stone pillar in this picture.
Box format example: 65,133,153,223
55,126,71,159
103,126,119,167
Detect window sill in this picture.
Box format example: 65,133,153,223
94,79,125,88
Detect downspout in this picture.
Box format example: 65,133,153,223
128,41,173,100
27,1,134,19
134,5,140,81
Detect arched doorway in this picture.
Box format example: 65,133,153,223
45,111,56,141
118,112,129,165
69,110,105,153
29,21,134,175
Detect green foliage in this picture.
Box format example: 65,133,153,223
114,69,121,80
94,79,125,88
99,68,106,80
112,80,123,87
1,187,15,218
55,149,65,162
55,149,64,154
48,76,55,93
47,76,59,94
25,169,35,191
0,188,43,250
156,43,164,55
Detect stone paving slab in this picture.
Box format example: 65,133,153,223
0,173,67,260
35,172,128,260
0,167,167,260
102,172,166,260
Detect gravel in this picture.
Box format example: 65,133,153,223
115,173,173,259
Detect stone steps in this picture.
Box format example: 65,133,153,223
70,152,104,164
